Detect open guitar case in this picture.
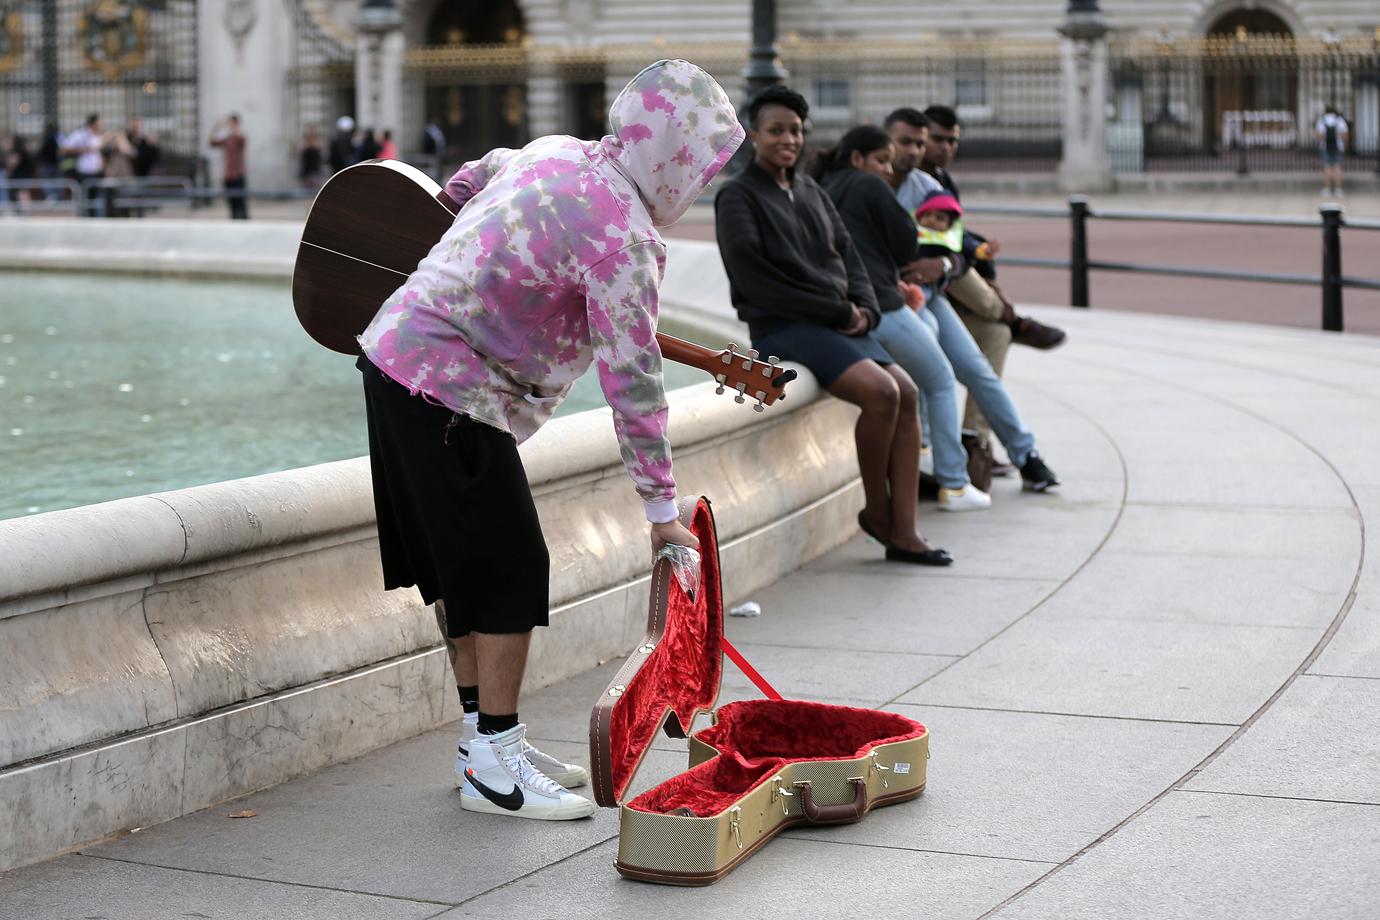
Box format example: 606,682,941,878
589,496,929,886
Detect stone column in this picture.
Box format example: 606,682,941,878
1057,0,1112,193
198,0,293,190
355,0,405,141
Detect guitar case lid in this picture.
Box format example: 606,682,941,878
588,496,724,807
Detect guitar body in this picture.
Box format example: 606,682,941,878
291,160,795,406
292,160,456,355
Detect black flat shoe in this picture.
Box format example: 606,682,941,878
857,511,887,544
885,545,954,566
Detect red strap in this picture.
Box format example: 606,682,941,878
722,638,784,701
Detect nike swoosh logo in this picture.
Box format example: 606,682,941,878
465,768,524,811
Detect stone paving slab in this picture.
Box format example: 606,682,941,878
438,837,1048,920
988,792,1380,920
896,615,1319,724
724,569,1061,657
64,733,676,905
783,703,1232,864
0,855,441,920
1040,550,1352,630
1310,592,1380,680
1184,675,1380,806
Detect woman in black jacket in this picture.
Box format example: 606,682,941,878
814,126,990,513
715,87,950,565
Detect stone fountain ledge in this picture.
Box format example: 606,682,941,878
0,226,855,871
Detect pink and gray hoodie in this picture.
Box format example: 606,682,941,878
359,60,744,523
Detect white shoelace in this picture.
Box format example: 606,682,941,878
502,750,566,798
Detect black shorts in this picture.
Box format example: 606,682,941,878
358,356,549,637
751,322,893,388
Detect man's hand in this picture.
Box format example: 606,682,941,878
840,304,870,337
900,256,946,286
651,519,699,558
985,239,1001,256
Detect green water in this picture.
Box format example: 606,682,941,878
0,272,705,520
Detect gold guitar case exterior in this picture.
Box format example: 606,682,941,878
589,497,929,886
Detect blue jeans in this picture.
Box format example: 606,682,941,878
928,293,1036,467
874,306,968,489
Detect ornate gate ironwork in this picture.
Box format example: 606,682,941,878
0,1,199,174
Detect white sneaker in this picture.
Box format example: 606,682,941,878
938,485,992,512
460,723,596,820
919,447,934,478
456,715,589,788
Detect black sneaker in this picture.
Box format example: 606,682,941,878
1020,453,1060,492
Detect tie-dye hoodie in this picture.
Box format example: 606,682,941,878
359,60,743,523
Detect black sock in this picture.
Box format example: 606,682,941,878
457,685,479,714
477,711,519,735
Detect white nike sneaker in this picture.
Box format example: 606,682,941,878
455,715,589,788
938,484,992,512
460,724,596,821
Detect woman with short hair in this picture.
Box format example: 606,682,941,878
714,86,951,565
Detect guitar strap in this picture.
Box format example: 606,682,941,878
722,638,784,701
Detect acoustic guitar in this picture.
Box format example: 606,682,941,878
291,159,796,411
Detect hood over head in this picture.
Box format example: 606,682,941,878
605,60,745,227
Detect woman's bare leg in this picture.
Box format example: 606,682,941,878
828,360,901,538
881,364,932,553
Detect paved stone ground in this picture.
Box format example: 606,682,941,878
3,307,1378,919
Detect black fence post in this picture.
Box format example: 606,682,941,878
1321,203,1344,332
1070,195,1091,307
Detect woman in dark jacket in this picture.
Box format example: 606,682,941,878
715,87,950,565
814,126,990,512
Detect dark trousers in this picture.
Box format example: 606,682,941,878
225,177,248,220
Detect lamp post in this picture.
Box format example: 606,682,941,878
744,0,788,102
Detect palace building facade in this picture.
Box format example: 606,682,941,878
1,1,1377,188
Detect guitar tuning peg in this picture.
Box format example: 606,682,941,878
767,355,780,365
715,372,727,395
734,382,747,404
753,402,765,413
722,344,737,365
742,348,758,371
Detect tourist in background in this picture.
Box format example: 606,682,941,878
329,116,357,175
7,136,35,203
1316,105,1348,198
209,113,249,220
38,124,63,201
378,129,398,160
357,127,382,161
128,118,160,179
101,126,136,217
715,86,951,565
297,124,325,191
63,114,106,217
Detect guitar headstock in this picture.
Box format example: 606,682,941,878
710,344,798,412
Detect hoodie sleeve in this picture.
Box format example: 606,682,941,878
580,240,678,523
715,183,854,328
444,147,519,208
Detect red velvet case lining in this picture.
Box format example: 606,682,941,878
603,497,927,816
627,700,927,816
606,501,723,803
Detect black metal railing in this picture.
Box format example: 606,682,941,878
967,197,1380,332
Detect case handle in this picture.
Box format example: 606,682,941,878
796,778,867,825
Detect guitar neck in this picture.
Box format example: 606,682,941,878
655,332,720,374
